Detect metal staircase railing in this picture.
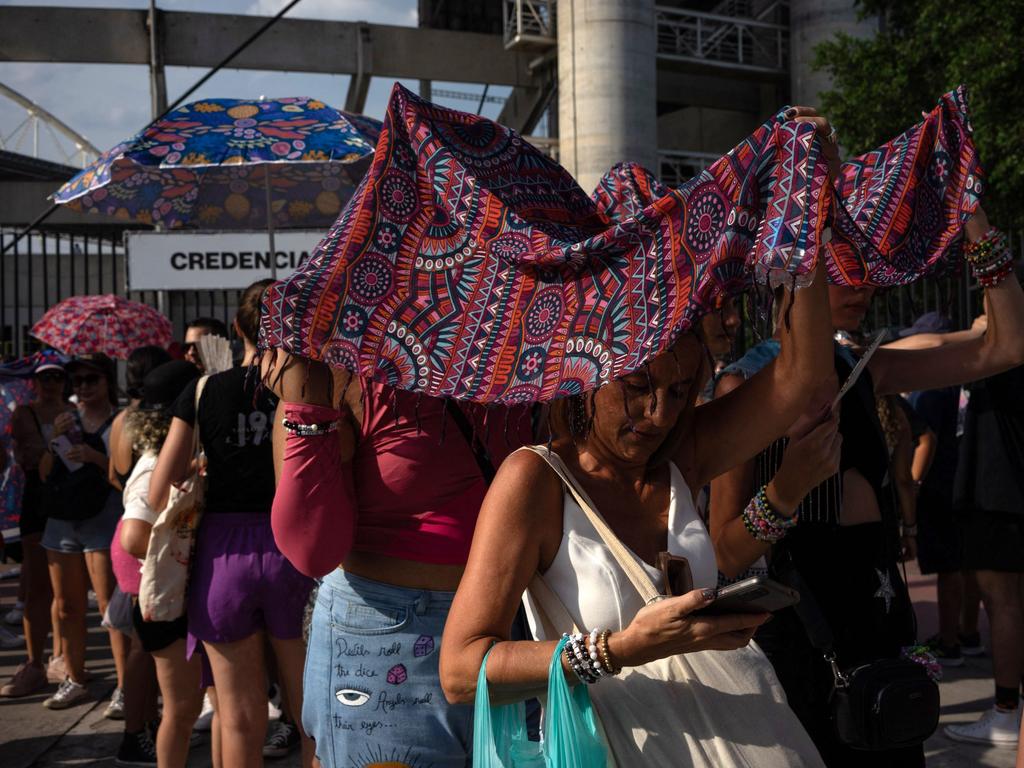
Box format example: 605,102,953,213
655,3,788,74
503,0,556,51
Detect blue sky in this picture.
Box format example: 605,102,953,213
0,0,513,168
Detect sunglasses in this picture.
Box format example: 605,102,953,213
35,371,66,383
71,373,102,388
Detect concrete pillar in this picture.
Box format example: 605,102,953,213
557,0,657,192
789,0,878,107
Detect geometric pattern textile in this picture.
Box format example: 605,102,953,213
31,294,173,359
261,84,982,405
53,97,381,231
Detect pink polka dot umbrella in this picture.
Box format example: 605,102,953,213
31,294,172,359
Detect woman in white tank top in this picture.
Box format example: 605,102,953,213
439,262,838,766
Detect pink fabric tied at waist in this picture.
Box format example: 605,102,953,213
111,518,141,596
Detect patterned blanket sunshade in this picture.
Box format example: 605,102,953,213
261,84,981,404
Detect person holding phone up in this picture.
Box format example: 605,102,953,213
710,205,1024,768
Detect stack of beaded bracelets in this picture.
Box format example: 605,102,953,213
741,484,798,543
965,227,1015,288
562,629,620,684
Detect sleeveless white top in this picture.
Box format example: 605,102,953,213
522,450,825,768
531,461,717,633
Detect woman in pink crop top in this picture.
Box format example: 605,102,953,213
268,353,532,767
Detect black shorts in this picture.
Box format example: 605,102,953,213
19,473,47,538
131,600,188,654
916,487,962,574
961,509,1024,573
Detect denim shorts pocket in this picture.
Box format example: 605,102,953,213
330,597,410,635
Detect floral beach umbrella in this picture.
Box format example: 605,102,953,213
31,294,172,359
52,97,382,231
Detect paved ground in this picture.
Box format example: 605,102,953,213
0,563,301,768
0,561,1019,766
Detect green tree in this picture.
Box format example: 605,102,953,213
814,0,1024,229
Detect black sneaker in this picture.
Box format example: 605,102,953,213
115,729,158,767
959,631,986,656
933,643,964,667
263,719,300,758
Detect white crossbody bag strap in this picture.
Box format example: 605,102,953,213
520,445,662,605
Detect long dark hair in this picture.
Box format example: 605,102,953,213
125,345,172,400
235,279,275,345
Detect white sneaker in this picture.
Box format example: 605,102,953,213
193,692,214,732
42,678,90,710
4,601,24,625
105,687,126,720
267,684,283,722
944,706,1021,747
0,624,24,650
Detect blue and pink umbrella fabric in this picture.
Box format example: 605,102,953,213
53,97,382,230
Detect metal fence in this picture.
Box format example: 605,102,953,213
3,227,1020,362
0,229,242,360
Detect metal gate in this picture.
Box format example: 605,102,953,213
0,229,243,360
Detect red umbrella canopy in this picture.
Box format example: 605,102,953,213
31,295,172,359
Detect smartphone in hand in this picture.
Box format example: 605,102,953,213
694,575,799,616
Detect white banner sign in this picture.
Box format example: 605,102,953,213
125,230,325,290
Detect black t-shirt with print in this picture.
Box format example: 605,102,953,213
172,366,278,515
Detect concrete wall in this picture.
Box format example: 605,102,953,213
789,0,879,107
557,0,657,191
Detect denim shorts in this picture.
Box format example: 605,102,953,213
41,490,121,554
302,569,472,768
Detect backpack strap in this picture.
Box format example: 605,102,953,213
190,375,210,458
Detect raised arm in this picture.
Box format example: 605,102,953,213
265,349,363,577
709,374,840,578
870,211,1024,395
686,260,833,489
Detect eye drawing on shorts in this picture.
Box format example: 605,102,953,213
335,687,371,707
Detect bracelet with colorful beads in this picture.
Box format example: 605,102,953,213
741,485,797,543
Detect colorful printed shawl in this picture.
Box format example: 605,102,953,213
261,84,981,404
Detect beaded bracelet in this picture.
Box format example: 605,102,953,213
965,227,1016,287
741,485,797,543
597,630,621,675
964,227,1005,265
978,260,1015,288
563,633,599,684
281,418,340,437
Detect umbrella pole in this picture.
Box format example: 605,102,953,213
265,165,277,280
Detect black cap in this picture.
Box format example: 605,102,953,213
139,360,200,412
899,311,953,338
67,352,116,378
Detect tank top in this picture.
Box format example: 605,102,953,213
531,461,716,632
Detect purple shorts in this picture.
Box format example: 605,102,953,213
187,512,314,649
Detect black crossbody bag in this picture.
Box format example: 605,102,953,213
773,554,939,751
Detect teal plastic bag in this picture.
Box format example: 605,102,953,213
473,637,609,768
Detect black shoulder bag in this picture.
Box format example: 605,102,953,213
772,554,939,751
